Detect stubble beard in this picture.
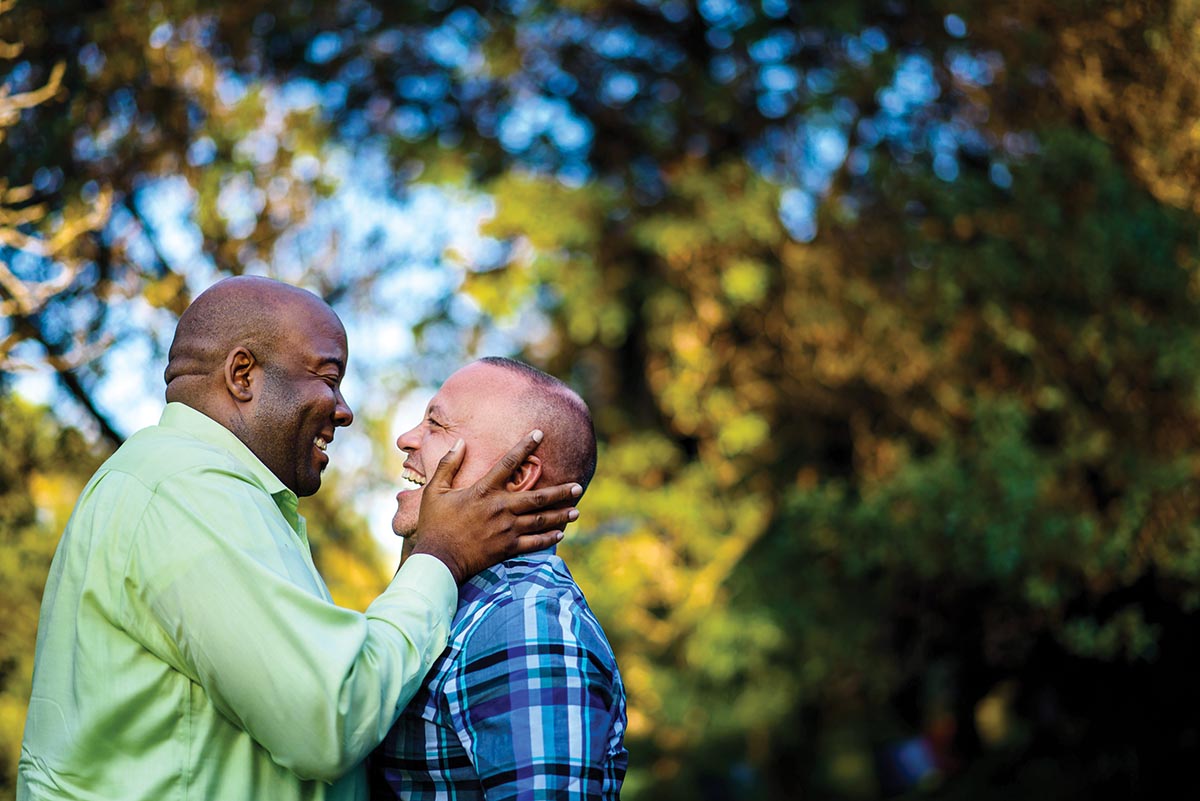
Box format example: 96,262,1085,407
392,489,422,538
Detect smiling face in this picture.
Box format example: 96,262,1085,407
233,299,354,497
391,361,530,537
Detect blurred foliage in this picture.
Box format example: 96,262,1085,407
6,0,1200,799
0,0,113,432
0,395,107,797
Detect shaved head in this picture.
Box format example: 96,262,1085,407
165,276,329,405
476,357,597,492
163,275,353,496
391,356,596,538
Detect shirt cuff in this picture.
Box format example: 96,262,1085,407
391,553,458,624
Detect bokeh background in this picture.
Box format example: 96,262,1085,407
4,1,1200,798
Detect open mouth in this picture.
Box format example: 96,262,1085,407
400,464,426,489
314,436,329,452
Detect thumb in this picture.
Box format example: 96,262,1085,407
427,438,466,492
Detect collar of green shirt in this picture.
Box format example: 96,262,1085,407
158,401,304,533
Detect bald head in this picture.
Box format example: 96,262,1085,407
164,276,333,406
163,275,353,496
477,357,597,493
391,357,595,538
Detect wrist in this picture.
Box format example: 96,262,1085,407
410,541,466,584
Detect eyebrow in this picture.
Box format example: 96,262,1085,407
317,357,345,375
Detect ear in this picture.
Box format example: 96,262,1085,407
224,347,257,403
505,454,542,492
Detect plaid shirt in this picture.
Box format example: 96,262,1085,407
369,549,628,801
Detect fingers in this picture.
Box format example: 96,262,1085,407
428,438,465,490
507,481,584,515
509,531,565,558
475,430,544,491
513,506,579,535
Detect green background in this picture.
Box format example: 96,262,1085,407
4,1,1200,798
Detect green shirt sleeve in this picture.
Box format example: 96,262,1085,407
120,460,456,783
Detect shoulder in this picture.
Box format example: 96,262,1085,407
438,555,626,737
100,423,262,496
458,553,583,633
79,425,283,562
454,553,618,676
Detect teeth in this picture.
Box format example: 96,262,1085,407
314,437,328,452
401,467,426,488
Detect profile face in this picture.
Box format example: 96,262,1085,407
243,302,353,497
391,362,527,537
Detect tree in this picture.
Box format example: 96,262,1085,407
0,7,388,794
0,0,111,406
6,1,1200,798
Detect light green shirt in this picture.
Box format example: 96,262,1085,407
18,402,456,801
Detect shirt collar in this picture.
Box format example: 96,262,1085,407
159,402,293,500
459,546,558,606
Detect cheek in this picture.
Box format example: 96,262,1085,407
419,433,455,473
421,434,492,488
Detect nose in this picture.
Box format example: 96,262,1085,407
395,422,422,453
334,388,354,428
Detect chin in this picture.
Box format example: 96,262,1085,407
391,514,417,539
392,493,421,538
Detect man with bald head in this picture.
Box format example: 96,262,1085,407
368,357,628,800
18,278,579,801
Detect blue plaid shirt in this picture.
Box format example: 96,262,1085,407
368,549,628,801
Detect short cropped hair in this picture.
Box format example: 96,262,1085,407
478,356,598,492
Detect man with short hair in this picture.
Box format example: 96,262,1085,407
369,357,628,801
18,278,580,801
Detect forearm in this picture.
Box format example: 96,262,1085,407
131,505,456,781
271,555,456,779
321,555,457,773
